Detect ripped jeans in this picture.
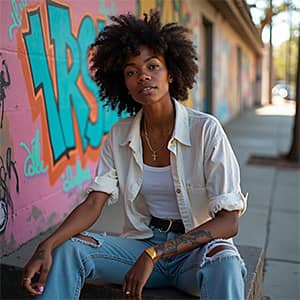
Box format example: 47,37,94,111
39,228,246,300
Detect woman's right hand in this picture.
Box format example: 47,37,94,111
21,191,109,295
22,245,52,296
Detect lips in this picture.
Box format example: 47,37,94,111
139,85,157,94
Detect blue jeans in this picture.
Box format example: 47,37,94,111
39,228,246,300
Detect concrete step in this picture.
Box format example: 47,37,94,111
1,243,264,299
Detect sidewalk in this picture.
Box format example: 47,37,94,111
225,99,299,300
1,99,299,300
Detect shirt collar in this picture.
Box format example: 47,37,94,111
120,99,191,150
119,109,143,152
172,99,191,146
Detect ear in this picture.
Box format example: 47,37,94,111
168,74,173,83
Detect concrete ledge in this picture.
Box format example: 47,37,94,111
0,241,264,299
0,264,30,299
240,246,265,300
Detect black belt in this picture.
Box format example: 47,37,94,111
150,216,185,234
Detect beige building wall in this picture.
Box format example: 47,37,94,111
189,0,260,123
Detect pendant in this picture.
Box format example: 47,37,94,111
152,153,157,161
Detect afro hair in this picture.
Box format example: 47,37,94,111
90,11,198,115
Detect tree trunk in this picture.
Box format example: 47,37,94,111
286,33,300,162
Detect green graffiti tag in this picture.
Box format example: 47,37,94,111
8,0,27,40
61,160,91,192
98,0,117,16
20,129,48,177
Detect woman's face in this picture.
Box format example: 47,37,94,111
123,46,172,107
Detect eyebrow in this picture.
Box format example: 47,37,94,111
123,55,161,68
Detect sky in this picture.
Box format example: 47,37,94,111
246,0,300,47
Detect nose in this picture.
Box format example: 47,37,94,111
138,72,151,82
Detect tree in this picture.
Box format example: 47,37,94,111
247,0,300,166
274,30,298,88
258,1,295,104
285,32,300,163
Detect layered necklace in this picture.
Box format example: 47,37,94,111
143,118,174,161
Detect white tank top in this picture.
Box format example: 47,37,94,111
141,164,181,219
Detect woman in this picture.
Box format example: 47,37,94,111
22,12,247,299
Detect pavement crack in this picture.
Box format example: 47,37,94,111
266,258,300,265
263,169,278,253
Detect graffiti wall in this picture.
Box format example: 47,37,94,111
213,16,256,123
0,0,136,256
214,33,242,122
0,0,195,256
0,0,258,256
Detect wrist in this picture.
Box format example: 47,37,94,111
37,239,55,252
144,246,159,263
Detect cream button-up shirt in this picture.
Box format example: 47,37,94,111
87,100,247,239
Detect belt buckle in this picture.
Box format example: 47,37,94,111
159,219,173,233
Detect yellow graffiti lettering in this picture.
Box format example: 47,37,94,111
161,0,178,24
138,0,156,17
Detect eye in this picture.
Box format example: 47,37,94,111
148,64,160,71
125,69,137,77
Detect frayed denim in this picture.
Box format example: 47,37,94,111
39,228,246,300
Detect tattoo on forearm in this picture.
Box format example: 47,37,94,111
33,250,45,260
154,230,212,259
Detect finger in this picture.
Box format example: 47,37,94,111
23,277,41,296
132,280,140,296
123,274,133,297
22,269,36,291
136,291,142,300
127,277,135,297
38,264,50,287
136,281,144,298
122,274,129,294
31,282,45,295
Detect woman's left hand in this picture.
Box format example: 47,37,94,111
123,251,154,298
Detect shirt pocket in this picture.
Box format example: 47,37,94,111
186,183,211,224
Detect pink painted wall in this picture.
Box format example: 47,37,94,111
0,0,259,256
0,0,137,256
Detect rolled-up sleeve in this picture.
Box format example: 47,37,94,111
85,128,119,205
204,120,247,218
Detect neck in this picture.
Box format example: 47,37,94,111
143,99,175,131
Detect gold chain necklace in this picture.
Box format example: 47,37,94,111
143,118,173,161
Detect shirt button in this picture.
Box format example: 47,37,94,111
176,188,181,194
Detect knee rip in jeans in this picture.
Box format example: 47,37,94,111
199,241,245,271
71,233,102,248
75,234,98,244
206,245,237,259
